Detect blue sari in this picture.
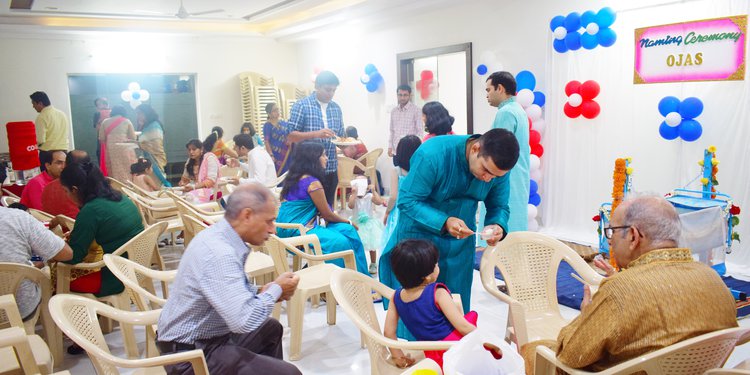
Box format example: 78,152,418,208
277,178,369,275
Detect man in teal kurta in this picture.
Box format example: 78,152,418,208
379,129,519,338
484,71,531,235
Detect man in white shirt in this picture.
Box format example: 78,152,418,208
228,134,277,187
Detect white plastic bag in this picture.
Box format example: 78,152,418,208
442,329,524,375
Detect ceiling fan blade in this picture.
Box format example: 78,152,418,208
189,9,224,16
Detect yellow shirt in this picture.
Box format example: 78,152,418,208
35,105,70,151
555,248,737,371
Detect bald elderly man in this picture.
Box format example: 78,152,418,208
157,183,301,375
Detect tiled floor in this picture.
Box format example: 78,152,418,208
58,246,750,374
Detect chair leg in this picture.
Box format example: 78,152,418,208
326,291,336,325
112,294,139,359
288,293,305,361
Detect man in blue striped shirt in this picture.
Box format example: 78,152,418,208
287,71,345,205
157,183,301,375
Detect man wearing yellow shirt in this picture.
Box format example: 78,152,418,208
522,195,737,373
30,91,70,153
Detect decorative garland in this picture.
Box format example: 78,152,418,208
611,157,632,213
700,146,741,243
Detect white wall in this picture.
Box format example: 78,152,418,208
294,0,750,263
0,32,298,152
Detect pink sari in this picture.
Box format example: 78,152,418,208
99,117,125,177
188,152,220,203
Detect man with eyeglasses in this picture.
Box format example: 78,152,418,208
521,195,737,373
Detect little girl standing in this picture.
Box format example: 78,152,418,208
384,239,478,369
347,175,385,274
130,158,159,192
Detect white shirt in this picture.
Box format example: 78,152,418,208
318,100,329,128
239,147,277,186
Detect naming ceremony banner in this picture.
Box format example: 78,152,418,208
634,15,746,84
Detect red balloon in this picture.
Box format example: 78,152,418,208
531,143,544,158
581,100,601,119
529,129,541,144
564,102,581,118
565,80,581,96
421,70,434,80
528,116,533,130
580,80,600,100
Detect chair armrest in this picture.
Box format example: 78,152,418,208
275,222,308,236
96,307,162,326
0,327,40,374
0,295,24,328
105,348,209,374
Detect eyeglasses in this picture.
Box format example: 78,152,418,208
604,225,631,239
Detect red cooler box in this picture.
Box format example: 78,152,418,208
6,121,40,170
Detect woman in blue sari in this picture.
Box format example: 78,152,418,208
276,142,369,275
262,103,291,176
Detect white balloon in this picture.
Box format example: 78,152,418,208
665,111,682,127
530,154,541,170
527,204,538,220
530,168,543,182
129,99,141,109
532,119,546,134
586,23,600,35
128,82,140,92
525,104,543,121
568,93,583,107
120,91,132,102
516,89,534,108
554,26,567,40
528,218,540,232
360,74,370,84
139,90,150,101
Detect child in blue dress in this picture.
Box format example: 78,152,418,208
384,239,478,369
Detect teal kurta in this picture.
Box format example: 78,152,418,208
380,135,510,320
491,97,530,232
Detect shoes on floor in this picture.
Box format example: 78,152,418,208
368,263,378,275
67,343,85,355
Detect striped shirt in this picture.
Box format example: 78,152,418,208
156,219,282,344
287,93,344,173
389,101,423,152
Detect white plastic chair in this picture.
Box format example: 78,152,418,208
480,231,604,349
266,234,356,360
49,294,208,375
356,148,383,193
0,294,53,374
1,195,19,207
535,326,750,375
123,188,183,245
330,268,455,375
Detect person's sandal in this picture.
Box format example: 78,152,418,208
368,263,378,275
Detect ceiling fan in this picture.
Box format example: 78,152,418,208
174,0,224,19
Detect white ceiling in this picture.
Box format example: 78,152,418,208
0,0,454,41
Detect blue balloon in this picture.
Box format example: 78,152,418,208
658,96,681,116
476,64,488,75
370,72,383,84
533,91,546,107
596,7,617,28
132,92,141,100
364,64,377,75
679,97,704,119
550,15,565,32
679,119,703,141
565,31,582,51
597,27,617,47
529,193,541,206
515,70,536,91
564,12,581,32
581,32,598,49
659,121,680,140
365,80,379,93
553,39,568,53
530,179,539,195
581,10,597,28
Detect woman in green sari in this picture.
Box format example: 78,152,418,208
276,142,369,275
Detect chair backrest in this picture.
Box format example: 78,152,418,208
0,295,41,374
182,216,210,247
121,187,150,225
2,188,20,199
219,165,242,178
357,148,383,167
265,235,293,274
103,254,175,311
337,156,367,183
118,221,169,270
28,208,54,223
125,180,160,199
267,171,288,189
481,232,580,314
1,196,19,207
106,177,127,193
52,214,76,232
0,263,50,327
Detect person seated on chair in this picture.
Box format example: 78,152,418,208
520,194,738,374
342,126,368,160
226,133,276,187
157,183,302,375
20,149,66,210
0,205,72,320
43,150,90,221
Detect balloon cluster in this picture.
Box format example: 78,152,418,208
476,51,502,76
416,70,437,100
550,7,617,53
658,96,704,142
564,80,601,119
360,64,384,93
517,71,546,232
121,82,150,109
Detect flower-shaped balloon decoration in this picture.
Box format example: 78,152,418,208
360,64,384,93
121,82,150,109
657,96,704,142
550,7,617,53
416,70,437,101
564,80,600,119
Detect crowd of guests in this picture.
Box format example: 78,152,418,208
2,74,740,375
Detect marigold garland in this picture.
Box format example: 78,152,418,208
608,157,632,269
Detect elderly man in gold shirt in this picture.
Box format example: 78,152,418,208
522,195,737,374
